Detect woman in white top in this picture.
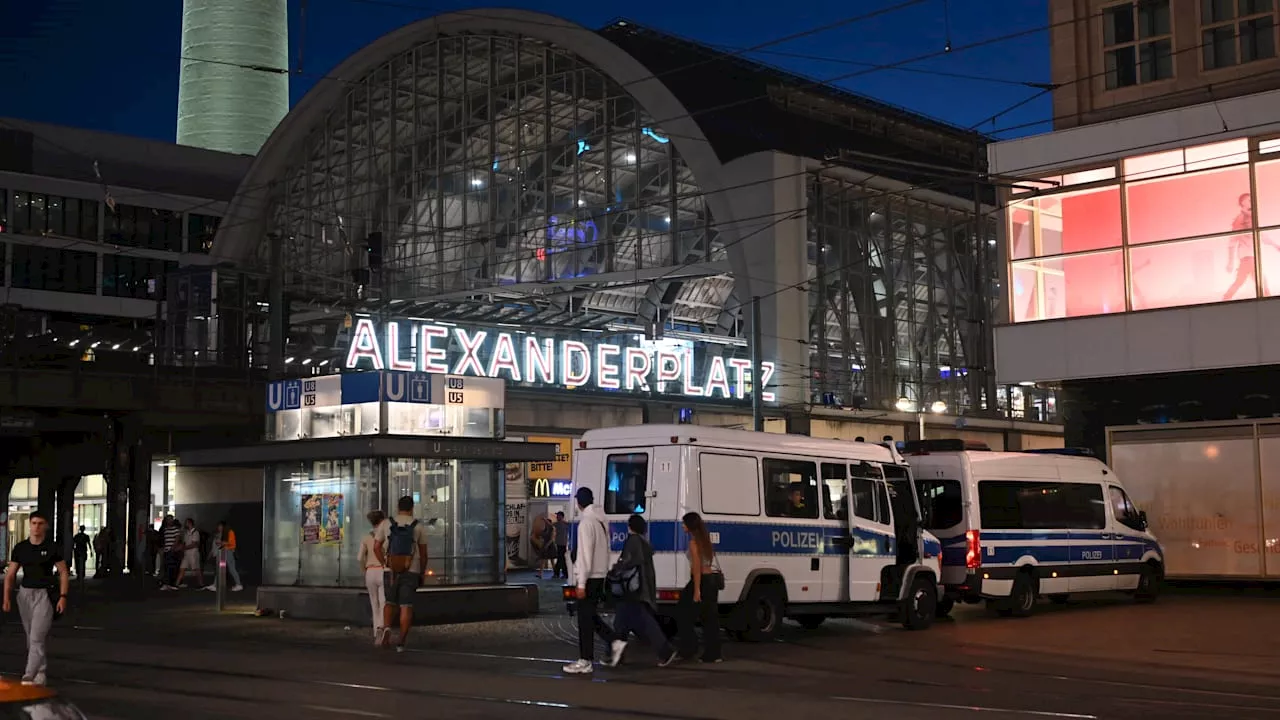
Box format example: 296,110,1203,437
357,509,387,643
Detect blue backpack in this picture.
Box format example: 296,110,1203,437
386,519,419,573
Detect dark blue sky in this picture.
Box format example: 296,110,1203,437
2,0,1051,142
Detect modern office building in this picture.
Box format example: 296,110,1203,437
0,116,253,566
990,0,1280,579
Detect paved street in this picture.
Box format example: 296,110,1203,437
2,579,1278,720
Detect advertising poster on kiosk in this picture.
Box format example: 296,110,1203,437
504,462,529,570
301,494,322,545
322,494,345,546
302,493,345,546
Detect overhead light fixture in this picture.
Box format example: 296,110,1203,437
626,152,637,163
930,400,947,414
470,178,483,188
112,343,121,350
895,396,914,412
285,357,295,364
302,358,313,365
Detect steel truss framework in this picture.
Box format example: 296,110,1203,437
807,173,998,413
261,32,734,333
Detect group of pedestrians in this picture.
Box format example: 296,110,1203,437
562,487,722,675
357,495,430,653
156,515,243,592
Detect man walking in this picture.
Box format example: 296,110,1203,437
374,495,428,652
71,526,90,582
160,515,183,590
174,518,204,589
3,512,69,686
563,487,620,675
553,511,569,580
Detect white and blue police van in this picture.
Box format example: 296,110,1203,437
566,425,945,639
905,440,1164,617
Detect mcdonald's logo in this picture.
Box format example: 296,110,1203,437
530,477,573,498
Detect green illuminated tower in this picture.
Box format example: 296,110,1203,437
177,0,289,156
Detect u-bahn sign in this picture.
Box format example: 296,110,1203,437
342,318,776,402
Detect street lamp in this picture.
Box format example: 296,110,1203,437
930,400,947,414
895,396,914,412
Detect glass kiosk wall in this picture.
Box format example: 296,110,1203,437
260,372,509,588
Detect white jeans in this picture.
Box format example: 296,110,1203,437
364,567,385,635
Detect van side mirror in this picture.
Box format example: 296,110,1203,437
1138,510,1148,530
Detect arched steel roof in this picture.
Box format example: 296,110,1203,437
214,9,752,325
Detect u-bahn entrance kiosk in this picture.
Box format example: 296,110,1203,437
179,371,556,624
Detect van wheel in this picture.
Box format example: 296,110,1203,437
936,595,955,618
1135,563,1161,604
795,615,825,630
998,571,1037,618
901,575,937,631
737,584,785,642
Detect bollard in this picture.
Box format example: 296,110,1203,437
216,548,226,612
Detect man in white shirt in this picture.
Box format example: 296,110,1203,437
563,487,621,675
374,495,429,652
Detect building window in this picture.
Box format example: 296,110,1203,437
1104,1,1174,89
102,255,176,299
187,213,221,253
106,204,183,252
10,245,98,294
6,191,99,241
1202,0,1277,70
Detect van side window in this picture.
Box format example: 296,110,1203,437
1109,486,1143,531
763,458,819,519
605,453,648,515
978,481,1107,530
873,480,892,526
848,462,884,524
821,463,847,520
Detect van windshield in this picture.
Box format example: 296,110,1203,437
915,479,963,530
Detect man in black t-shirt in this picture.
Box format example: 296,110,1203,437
3,512,69,686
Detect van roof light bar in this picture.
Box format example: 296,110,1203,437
1022,447,1096,458
902,439,990,454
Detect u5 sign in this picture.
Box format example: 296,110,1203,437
430,374,505,409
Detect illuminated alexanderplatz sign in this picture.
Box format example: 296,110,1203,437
344,318,776,401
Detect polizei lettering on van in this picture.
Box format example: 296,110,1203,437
771,530,823,550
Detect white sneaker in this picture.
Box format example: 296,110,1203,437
202,585,216,592
562,659,594,674
608,640,627,667
231,585,244,592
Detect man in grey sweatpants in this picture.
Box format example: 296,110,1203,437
3,512,69,686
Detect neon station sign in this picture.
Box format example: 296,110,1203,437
343,318,776,401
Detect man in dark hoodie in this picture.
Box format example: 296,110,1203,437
606,514,678,668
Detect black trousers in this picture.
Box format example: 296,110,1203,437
554,546,568,578
614,600,673,660
576,578,617,661
675,577,721,661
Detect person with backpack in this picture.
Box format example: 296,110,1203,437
605,514,678,668
374,496,429,652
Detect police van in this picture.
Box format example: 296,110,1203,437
567,425,945,639
906,440,1164,617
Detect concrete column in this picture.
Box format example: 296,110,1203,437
54,476,79,563
784,412,811,436
36,472,57,530
0,478,12,561
127,436,153,576
104,415,141,577
722,151,811,408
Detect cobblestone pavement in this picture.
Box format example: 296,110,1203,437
2,576,1277,720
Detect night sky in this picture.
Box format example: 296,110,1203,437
2,0,1051,143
